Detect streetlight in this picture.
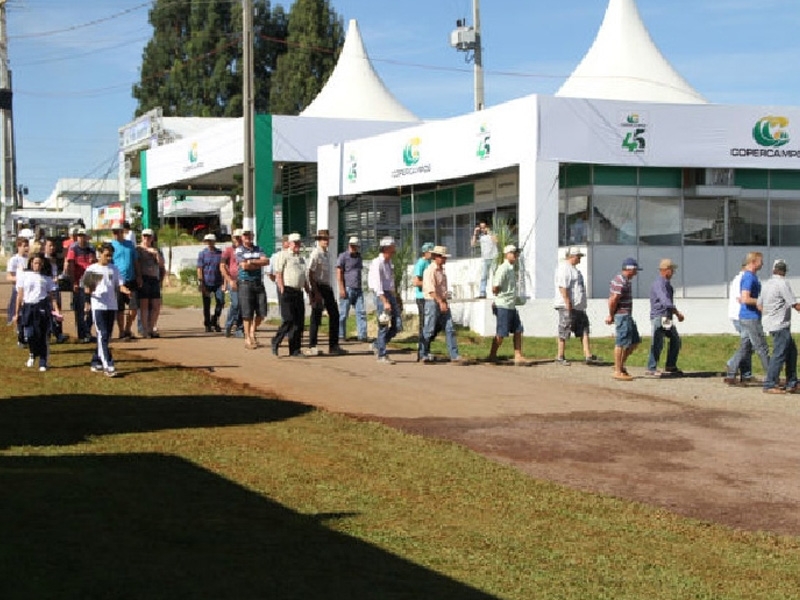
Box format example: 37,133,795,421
450,0,484,111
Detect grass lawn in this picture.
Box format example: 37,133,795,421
2,324,798,598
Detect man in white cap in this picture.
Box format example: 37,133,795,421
413,242,435,360
272,232,309,357
419,246,460,363
197,233,225,332
758,259,800,394
111,221,141,341
606,257,642,381
646,258,685,377
336,235,367,342
488,244,527,364
554,246,598,365
62,226,79,252
368,237,399,364
306,229,345,356
220,228,244,337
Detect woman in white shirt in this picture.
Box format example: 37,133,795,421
14,254,60,371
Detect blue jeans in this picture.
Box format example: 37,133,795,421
647,317,681,371
338,287,367,340
479,259,493,296
420,299,459,359
728,320,752,379
225,287,242,333
374,293,399,358
765,328,797,390
727,319,769,378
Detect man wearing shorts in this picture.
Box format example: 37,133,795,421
554,246,598,365
111,221,140,340
606,257,642,381
487,245,527,364
235,229,268,349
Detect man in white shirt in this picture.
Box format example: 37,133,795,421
471,220,497,298
758,259,800,394
725,261,752,384
368,237,398,364
553,247,597,365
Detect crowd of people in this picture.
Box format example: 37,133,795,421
7,219,800,393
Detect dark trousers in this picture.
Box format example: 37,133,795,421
309,284,339,349
72,288,93,340
91,309,116,370
20,300,51,363
273,287,305,355
202,285,225,326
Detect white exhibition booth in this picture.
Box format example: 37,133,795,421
317,94,800,337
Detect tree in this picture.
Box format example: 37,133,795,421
133,0,288,117
269,0,344,115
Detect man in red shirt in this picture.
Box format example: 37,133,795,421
220,229,244,337
66,229,97,342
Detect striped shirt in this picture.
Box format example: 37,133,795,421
609,273,633,315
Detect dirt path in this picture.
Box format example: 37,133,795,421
5,282,800,536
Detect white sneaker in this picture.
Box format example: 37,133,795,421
303,347,321,356
104,367,118,378
26,354,34,368
377,356,395,365
39,365,48,372
90,365,104,373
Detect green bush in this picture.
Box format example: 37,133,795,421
178,267,198,287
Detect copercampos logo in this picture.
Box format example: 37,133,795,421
347,154,357,183
188,142,199,163
753,116,790,147
183,142,205,172
403,138,421,166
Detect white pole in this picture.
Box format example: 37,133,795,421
473,0,484,111
242,0,255,234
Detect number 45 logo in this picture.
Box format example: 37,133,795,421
623,128,646,153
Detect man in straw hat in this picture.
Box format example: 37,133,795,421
419,245,461,363
336,235,368,342
645,258,685,377
306,229,346,356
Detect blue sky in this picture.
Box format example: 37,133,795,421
7,0,800,203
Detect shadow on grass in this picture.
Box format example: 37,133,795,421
0,453,499,599
0,394,311,450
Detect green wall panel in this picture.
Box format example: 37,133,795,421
455,184,474,207
639,167,681,188
735,169,769,189
594,165,637,186
770,170,800,191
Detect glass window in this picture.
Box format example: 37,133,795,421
414,218,435,251
639,196,681,246
559,190,568,246
729,199,767,246
567,195,589,245
770,199,800,247
436,214,456,253
592,195,636,245
455,213,473,257
683,198,724,246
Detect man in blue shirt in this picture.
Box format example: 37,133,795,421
725,252,770,384
412,242,434,360
111,222,141,340
336,236,367,342
646,258,685,377
197,233,225,333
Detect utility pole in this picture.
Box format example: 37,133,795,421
242,0,255,234
0,0,17,252
450,0,484,111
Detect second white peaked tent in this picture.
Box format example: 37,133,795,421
557,0,706,104
300,19,420,122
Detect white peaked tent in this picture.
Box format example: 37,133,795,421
301,19,420,121
556,0,706,104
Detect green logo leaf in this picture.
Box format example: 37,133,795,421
753,116,790,147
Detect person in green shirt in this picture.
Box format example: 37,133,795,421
488,245,527,364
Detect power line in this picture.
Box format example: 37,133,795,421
8,2,150,39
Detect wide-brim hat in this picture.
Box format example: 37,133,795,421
566,246,584,257
314,229,331,240
431,245,451,257
658,258,678,270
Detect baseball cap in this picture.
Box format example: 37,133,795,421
622,257,641,270
76,228,87,236
659,258,678,270
232,228,244,237
110,221,123,231
288,233,301,243
379,236,395,248
141,228,154,236
241,228,253,235
421,242,435,253
566,246,584,257
348,236,360,245
504,244,518,254
18,228,34,239
203,233,216,242
773,258,788,272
